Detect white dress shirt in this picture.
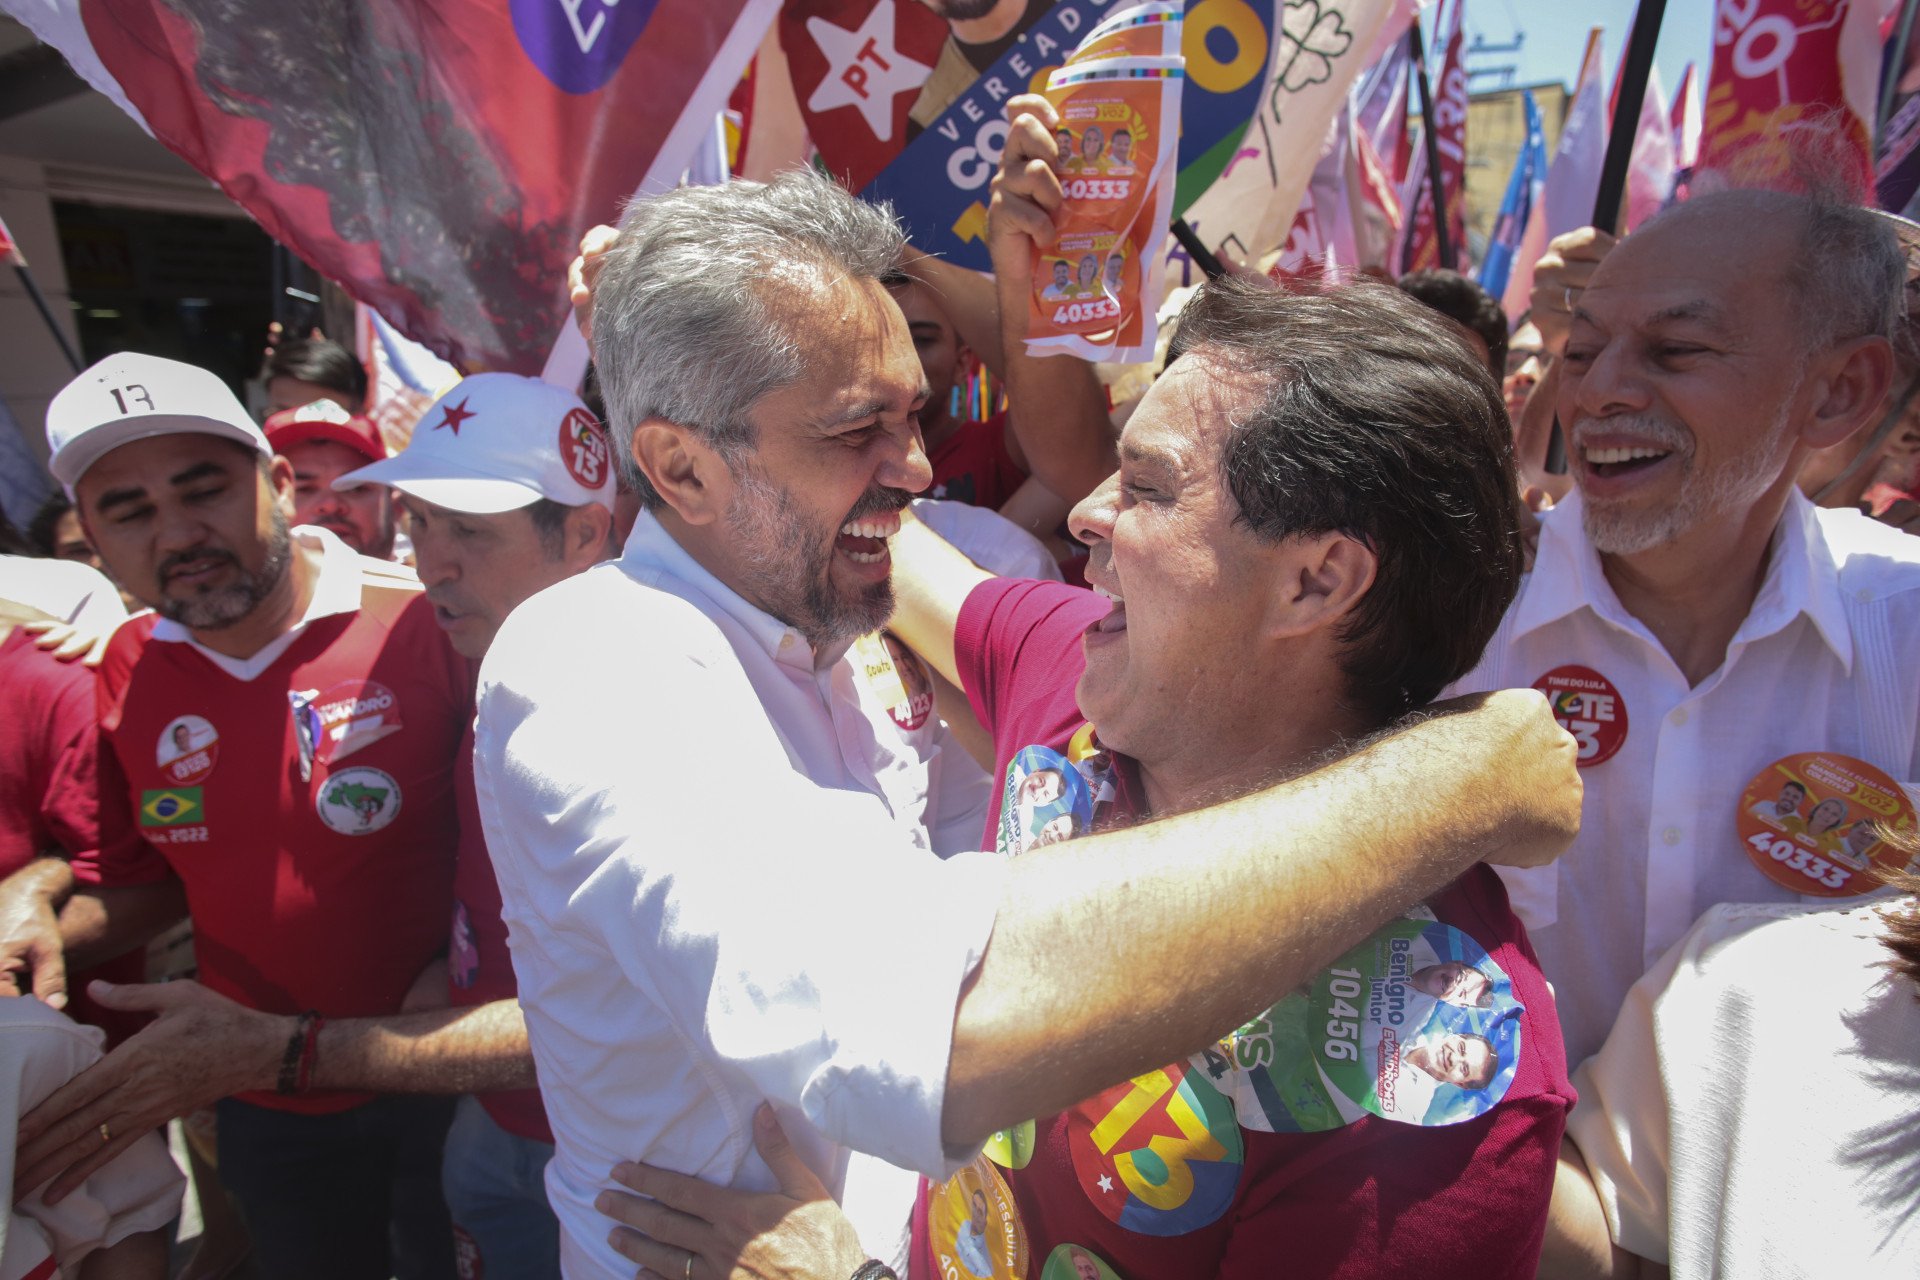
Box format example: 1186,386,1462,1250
1450,491,1920,1064
474,512,1000,1279
1568,899,1920,1278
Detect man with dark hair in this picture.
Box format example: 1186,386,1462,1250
1399,267,1510,384
590,112,1572,1280
264,337,369,416
264,399,397,560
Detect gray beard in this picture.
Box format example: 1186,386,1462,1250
157,510,294,630
726,464,893,655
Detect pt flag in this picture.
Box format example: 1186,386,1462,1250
3,0,780,374
1396,0,1468,274
1696,0,1896,198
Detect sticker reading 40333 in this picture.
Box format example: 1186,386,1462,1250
1736,752,1918,897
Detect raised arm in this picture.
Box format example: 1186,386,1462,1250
940,687,1581,1145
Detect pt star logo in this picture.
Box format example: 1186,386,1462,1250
805,2,932,143
434,398,476,435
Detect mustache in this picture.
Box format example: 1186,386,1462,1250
842,487,914,523
1568,413,1692,453
157,548,240,582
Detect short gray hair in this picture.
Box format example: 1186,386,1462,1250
591,168,907,507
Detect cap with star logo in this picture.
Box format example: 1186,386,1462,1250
334,373,614,514
47,352,270,490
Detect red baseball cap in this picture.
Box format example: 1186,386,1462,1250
264,399,388,465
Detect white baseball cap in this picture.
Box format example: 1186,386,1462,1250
46,352,270,489
336,372,615,514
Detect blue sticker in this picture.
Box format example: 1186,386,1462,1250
999,744,1095,857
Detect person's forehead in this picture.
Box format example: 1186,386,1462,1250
1122,357,1258,474
1583,211,1794,327
82,432,251,496
889,279,956,334
282,438,368,475
764,274,924,425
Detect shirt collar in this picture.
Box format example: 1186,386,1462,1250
617,511,823,670
149,524,364,646
1512,489,1853,671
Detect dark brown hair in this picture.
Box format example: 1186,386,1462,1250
1168,278,1524,725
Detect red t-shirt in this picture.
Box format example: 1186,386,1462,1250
913,578,1573,1279
928,412,1028,512
91,577,472,1114
448,725,551,1143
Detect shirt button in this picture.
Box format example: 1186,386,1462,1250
1662,827,1682,846
1669,708,1688,727
780,635,793,650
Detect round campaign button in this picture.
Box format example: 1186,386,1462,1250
1040,1241,1123,1280
1066,1063,1243,1236
927,1157,1028,1280
1736,752,1918,897
1532,665,1628,767
155,714,219,786
998,745,1096,857
983,1119,1035,1171
558,407,610,491
315,765,403,836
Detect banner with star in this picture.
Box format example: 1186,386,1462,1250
5,0,781,374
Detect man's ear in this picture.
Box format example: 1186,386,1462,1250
266,454,297,522
1802,335,1897,451
1268,532,1377,640
632,419,727,526
562,502,614,570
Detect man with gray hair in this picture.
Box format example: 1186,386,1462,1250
476,168,1580,1278
1452,183,1920,1085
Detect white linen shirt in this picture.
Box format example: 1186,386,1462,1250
474,512,1000,1280
1568,899,1920,1278
1449,490,1920,1065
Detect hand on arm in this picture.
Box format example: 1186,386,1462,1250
982,95,1117,507
940,688,1582,1145
600,1105,869,1280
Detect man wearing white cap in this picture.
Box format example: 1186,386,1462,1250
1,351,469,1280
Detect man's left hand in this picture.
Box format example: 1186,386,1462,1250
15,979,289,1204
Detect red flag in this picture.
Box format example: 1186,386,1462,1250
1696,0,1895,198
12,0,779,374
0,212,20,268
1397,0,1468,274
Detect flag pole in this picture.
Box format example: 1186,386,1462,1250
6,250,83,375
1880,0,1920,151
1409,18,1455,269
1591,0,1668,233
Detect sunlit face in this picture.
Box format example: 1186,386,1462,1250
265,375,357,418
76,434,293,631
1411,961,1493,1008
284,439,395,558
1559,205,1811,555
708,273,932,654
1406,1031,1496,1089
1069,358,1279,766
1807,797,1848,836
1503,321,1545,421
400,494,589,660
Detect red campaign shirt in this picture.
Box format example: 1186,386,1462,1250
915,577,1574,1279
0,632,147,1042
92,572,472,1114
927,412,1028,511
448,724,552,1144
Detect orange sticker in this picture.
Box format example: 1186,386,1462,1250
1531,666,1628,767
1736,752,1918,897
928,1158,1029,1280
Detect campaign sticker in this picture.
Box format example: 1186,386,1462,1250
316,766,403,836
1736,752,1918,897
450,900,478,990
1308,917,1523,1128
998,745,1095,857
558,407,610,491
1066,1063,1243,1236
1039,1242,1123,1280
881,634,934,733
1531,665,1628,767
140,787,203,828
311,680,404,764
982,1119,1035,1171
928,1157,1028,1280
155,714,219,786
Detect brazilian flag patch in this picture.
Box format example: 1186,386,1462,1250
140,788,203,827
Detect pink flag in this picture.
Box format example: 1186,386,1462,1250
1671,62,1702,172
1624,66,1676,231
1397,0,1469,273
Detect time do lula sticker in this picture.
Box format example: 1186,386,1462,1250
1736,752,1918,897
1531,665,1628,767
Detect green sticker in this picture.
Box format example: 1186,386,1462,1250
140,787,203,827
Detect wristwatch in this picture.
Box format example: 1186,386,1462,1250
849,1263,898,1280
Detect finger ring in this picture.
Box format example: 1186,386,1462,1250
98,1122,110,1144
684,1253,695,1280
1563,285,1575,311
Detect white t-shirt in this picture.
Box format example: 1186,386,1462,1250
1449,492,1920,1064
1568,898,1920,1278
0,998,183,1278
475,512,1001,1279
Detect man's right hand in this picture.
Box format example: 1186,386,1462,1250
988,94,1066,296
0,860,74,1008
1438,688,1583,870
1529,227,1618,357
567,224,621,351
